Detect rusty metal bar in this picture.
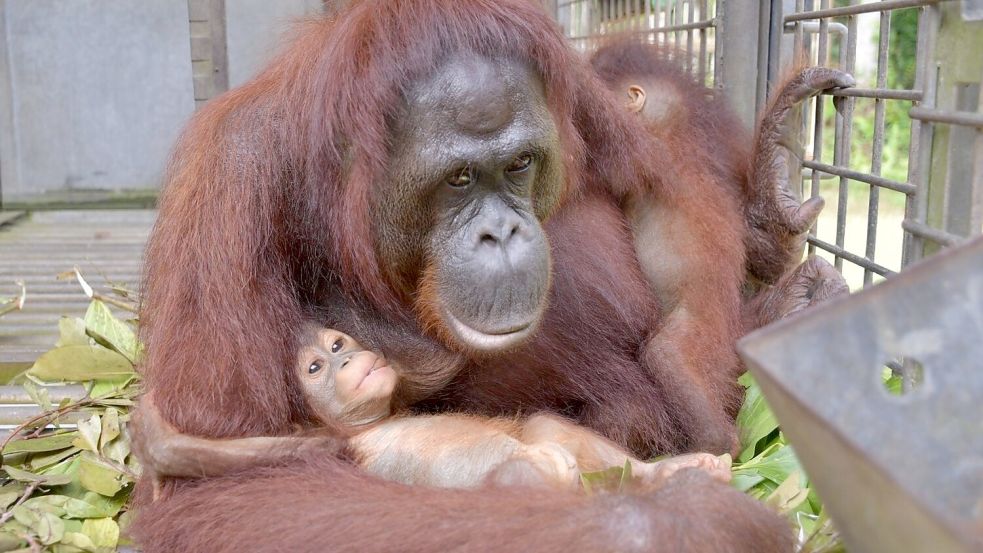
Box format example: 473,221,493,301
785,0,942,22
908,106,983,128
801,161,918,195
863,8,892,286
686,0,694,73
806,236,896,276
832,9,857,272
901,219,965,247
793,0,805,59
565,17,714,41
698,0,707,83
806,0,828,255
904,5,941,266
828,87,924,101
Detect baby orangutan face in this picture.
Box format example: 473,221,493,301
297,328,398,427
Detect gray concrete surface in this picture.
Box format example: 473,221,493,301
225,0,323,88
0,0,196,202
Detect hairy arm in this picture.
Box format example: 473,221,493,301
131,397,346,486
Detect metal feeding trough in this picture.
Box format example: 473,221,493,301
738,236,983,553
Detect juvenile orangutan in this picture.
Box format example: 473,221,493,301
135,326,731,492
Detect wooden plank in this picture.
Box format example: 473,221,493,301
0,210,153,370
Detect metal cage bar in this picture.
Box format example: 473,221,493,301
777,0,979,287
550,0,719,86
545,0,982,287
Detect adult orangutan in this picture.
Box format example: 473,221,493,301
131,1,834,550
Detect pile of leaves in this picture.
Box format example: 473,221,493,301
0,299,141,552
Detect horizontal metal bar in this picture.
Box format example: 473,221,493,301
806,237,896,276
828,88,924,101
566,18,715,41
909,106,983,128
901,220,964,247
784,21,848,36
785,0,941,23
801,160,917,194
0,385,87,405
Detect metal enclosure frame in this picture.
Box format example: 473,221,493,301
546,0,983,285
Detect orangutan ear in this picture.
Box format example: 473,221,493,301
626,85,647,113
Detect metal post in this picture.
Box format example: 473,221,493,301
715,0,761,127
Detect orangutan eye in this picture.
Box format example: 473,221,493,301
448,166,473,187
308,362,322,375
506,154,532,174
331,338,344,353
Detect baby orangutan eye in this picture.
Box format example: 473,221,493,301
308,361,322,375
331,338,344,353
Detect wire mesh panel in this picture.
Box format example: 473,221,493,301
549,0,720,86
779,0,982,288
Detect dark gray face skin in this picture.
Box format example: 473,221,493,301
374,53,564,353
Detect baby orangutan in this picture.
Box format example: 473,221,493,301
135,326,731,492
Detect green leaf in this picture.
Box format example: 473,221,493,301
98,409,120,450
21,495,68,518
0,491,20,511
736,373,779,463
0,532,25,551
101,435,130,466
35,511,66,545
28,346,134,383
580,463,630,495
89,375,137,399
56,318,90,348
63,492,127,519
3,432,76,455
21,379,52,413
81,518,119,549
59,531,96,551
29,446,80,472
882,366,903,396
84,301,140,364
731,472,765,492
733,445,804,490
72,415,101,453
77,453,128,497
765,471,810,514
2,465,73,486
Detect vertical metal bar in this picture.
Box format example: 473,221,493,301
833,10,857,272
973,69,983,237
713,0,725,87
864,7,891,286
903,5,940,267
644,0,652,42
807,0,831,255
698,0,708,83
685,0,694,74
793,0,805,62
672,0,680,51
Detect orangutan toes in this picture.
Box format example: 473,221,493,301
785,67,857,104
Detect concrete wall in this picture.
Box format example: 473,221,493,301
225,0,323,88
0,0,196,202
